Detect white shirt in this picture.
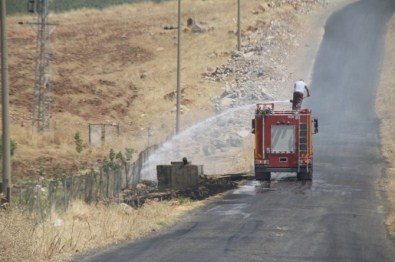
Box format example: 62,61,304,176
294,80,307,93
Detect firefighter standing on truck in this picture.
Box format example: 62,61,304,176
292,79,310,111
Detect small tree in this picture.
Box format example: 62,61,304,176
116,148,135,187
74,132,84,153
116,151,125,163
109,149,116,163
124,148,134,161
103,148,134,175
0,136,17,159
103,149,117,171
115,148,134,165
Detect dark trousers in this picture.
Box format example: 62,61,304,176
292,92,304,110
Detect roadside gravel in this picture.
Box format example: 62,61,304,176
376,11,395,235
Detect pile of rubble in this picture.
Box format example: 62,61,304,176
208,0,323,113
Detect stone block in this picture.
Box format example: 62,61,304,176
157,162,203,191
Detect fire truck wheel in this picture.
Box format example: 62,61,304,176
255,172,271,181
297,170,313,180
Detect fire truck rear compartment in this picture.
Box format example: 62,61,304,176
253,103,317,181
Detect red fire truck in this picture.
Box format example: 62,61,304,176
252,102,318,181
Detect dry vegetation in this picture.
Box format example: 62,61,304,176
376,14,395,235
0,199,202,262
6,0,278,181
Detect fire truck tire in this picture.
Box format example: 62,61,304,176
297,170,313,180
255,172,271,181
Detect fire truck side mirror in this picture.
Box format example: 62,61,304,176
251,119,255,134
313,118,319,134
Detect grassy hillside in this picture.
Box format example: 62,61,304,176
7,0,273,181
6,0,169,14
5,0,327,185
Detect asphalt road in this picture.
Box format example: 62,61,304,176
76,0,395,261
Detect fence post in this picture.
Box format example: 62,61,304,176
27,186,34,214
106,169,110,199
87,173,93,204
48,181,56,216
63,177,67,211
99,168,103,199
63,176,72,210
115,168,121,201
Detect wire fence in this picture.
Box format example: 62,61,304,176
11,145,158,219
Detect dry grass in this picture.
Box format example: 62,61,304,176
7,0,273,179
376,14,395,235
0,199,201,262
0,209,38,262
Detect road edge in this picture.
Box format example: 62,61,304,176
376,12,395,236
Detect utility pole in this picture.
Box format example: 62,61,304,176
176,0,181,135
237,0,241,51
1,0,12,203
29,0,56,132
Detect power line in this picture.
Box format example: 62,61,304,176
28,0,57,132
176,0,181,135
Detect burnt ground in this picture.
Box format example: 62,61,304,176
122,175,247,208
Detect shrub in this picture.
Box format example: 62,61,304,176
74,132,84,153
0,136,17,159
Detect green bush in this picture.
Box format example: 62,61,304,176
0,136,17,159
74,132,84,153
103,148,134,171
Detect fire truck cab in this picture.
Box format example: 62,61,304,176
252,103,318,181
